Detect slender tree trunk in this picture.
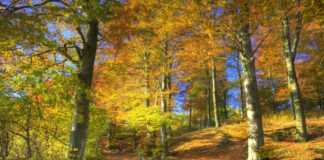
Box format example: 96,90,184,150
0,120,9,160
290,94,296,120
285,57,307,141
205,69,211,128
268,70,277,112
133,129,137,151
167,62,172,138
212,59,220,127
69,21,98,160
144,52,151,146
235,57,245,118
197,116,201,130
282,5,307,140
238,23,264,160
26,105,32,159
189,107,192,131
223,90,228,121
160,74,168,159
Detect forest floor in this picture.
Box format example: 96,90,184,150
103,116,324,160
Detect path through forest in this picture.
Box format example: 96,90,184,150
103,117,324,160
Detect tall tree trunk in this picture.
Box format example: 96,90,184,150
144,52,151,146
167,61,172,138
212,59,220,127
235,57,245,118
223,90,228,121
26,105,32,159
281,2,307,140
205,69,211,128
189,107,192,131
197,116,201,130
160,74,168,159
0,120,9,160
69,21,98,160
285,57,307,141
268,70,277,112
133,129,137,151
238,24,264,160
290,94,296,120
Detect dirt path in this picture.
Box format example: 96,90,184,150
104,152,137,160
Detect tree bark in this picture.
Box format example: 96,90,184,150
223,90,228,121
69,21,98,160
26,105,32,159
211,59,220,127
238,24,264,160
167,62,172,138
285,57,307,141
189,107,192,131
205,69,211,128
281,4,307,140
160,74,168,159
133,129,137,151
235,56,245,118
268,70,277,112
144,52,151,146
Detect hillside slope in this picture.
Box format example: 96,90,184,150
169,117,324,160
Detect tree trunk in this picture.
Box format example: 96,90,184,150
26,105,32,159
285,57,307,141
167,64,172,138
160,74,168,159
235,57,245,118
197,116,201,130
205,69,211,128
238,24,264,160
189,107,192,131
223,90,228,121
290,94,296,120
69,21,98,160
268,70,277,112
282,9,307,141
144,52,151,146
133,129,137,151
0,120,9,160
212,59,220,127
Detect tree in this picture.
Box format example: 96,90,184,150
280,0,307,141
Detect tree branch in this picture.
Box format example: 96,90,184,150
58,44,79,67
252,28,273,55
76,27,86,46
291,0,303,60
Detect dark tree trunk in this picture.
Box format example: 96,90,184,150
133,129,137,151
69,21,99,160
144,52,151,146
223,90,228,121
205,69,211,128
268,70,277,112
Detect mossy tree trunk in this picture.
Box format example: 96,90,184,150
281,0,307,141
69,21,98,160
238,23,264,160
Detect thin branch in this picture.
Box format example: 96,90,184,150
76,27,86,46
58,44,79,66
74,44,82,61
221,35,242,52
291,0,303,60
6,0,61,14
252,28,273,55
